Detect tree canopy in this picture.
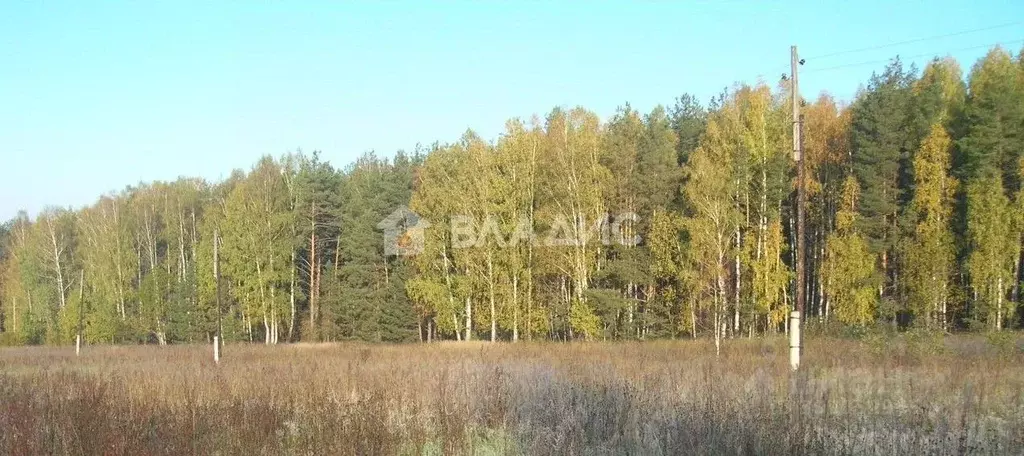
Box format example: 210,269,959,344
2,48,1024,345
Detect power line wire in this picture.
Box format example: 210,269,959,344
805,21,1024,60
803,39,1024,73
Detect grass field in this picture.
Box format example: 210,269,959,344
1,335,1022,455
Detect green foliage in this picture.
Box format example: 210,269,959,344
903,327,947,357
985,329,1019,357
682,103,740,337
670,93,707,166
965,174,1017,330
849,59,916,258
912,57,966,137
1,47,1023,346
960,48,1024,188
903,124,958,327
646,210,690,337
823,177,879,327
568,299,601,340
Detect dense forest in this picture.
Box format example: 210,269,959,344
1,47,1023,345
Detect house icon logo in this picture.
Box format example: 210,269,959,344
377,206,430,256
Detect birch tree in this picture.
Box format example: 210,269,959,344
536,107,609,340
822,177,878,327
223,157,292,344
904,125,958,328
966,173,1016,330
683,110,739,354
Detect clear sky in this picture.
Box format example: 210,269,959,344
1,1,1021,221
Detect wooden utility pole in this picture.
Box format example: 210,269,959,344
214,229,222,364
790,45,805,370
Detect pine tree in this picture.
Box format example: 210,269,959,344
647,211,683,337
960,47,1024,190
596,105,646,339
292,151,341,341
849,59,916,299
670,94,707,167
337,153,397,341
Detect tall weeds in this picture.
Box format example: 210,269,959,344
0,337,1021,455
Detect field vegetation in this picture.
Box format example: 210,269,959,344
1,333,1022,455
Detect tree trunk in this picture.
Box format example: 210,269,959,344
178,209,187,283
996,277,1004,331
116,262,126,320
714,296,722,358
76,269,85,354
47,219,67,311
113,200,127,320
734,235,740,338
289,250,296,342
256,258,270,344
442,245,460,341
716,229,726,357
464,296,472,341
309,208,318,341
1011,251,1021,321
263,312,270,344
817,229,825,321
689,307,696,339
270,272,279,344
488,254,496,342
941,283,947,331
512,275,519,342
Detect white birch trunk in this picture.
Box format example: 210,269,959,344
289,250,296,342
465,296,472,341
512,275,519,342
488,254,496,342
47,218,67,311
734,228,741,336
996,277,1003,331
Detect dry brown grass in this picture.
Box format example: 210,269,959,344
1,335,1022,455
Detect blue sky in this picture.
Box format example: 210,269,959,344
1,1,1021,221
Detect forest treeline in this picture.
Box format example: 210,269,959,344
1,48,1023,345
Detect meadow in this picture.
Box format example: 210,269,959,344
1,334,1022,455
